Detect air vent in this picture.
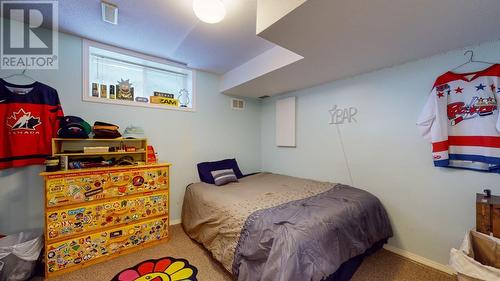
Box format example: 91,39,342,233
231,98,245,110
102,1,118,25
258,95,270,99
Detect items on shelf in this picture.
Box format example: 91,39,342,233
123,126,145,139
116,155,135,165
68,157,113,169
149,89,191,108
116,79,134,101
93,121,121,139
45,157,60,172
60,155,68,170
154,91,174,98
135,97,149,103
110,142,126,152
58,116,92,139
51,138,149,171
91,80,137,101
109,85,116,99
89,80,192,110
92,83,99,97
147,145,157,164
100,84,107,98
150,96,179,107
83,146,109,153
178,88,190,107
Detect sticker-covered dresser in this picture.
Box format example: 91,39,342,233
39,163,171,278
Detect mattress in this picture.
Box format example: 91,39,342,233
182,172,392,281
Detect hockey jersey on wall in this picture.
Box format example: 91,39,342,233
0,79,64,169
417,64,500,173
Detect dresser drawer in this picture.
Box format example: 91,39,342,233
45,167,169,207
46,193,168,241
46,216,169,274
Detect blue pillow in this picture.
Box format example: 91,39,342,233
197,158,244,184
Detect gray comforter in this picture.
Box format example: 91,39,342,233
182,173,392,281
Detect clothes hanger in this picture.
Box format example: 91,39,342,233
451,50,496,72
1,67,36,82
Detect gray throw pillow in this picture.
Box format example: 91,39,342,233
211,169,238,186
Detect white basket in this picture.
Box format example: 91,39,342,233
450,230,500,281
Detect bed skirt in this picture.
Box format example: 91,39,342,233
324,239,387,281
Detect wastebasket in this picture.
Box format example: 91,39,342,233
450,230,500,281
0,231,43,281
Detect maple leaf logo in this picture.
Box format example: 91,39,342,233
6,109,41,131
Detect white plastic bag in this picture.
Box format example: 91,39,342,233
0,232,43,261
450,231,500,281
0,231,43,281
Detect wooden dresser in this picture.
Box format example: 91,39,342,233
476,193,500,238
40,163,171,278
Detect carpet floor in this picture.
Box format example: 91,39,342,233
36,224,456,281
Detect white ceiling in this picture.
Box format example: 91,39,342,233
49,0,500,97
224,0,500,97
57,0,274,74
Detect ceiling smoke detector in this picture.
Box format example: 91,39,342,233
101,1,118,25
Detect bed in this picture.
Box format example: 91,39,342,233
182,172,392,281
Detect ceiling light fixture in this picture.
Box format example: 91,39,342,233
192,0,226,24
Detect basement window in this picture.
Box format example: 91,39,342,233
82,40,195,111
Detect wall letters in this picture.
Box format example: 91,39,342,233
329,105,358,124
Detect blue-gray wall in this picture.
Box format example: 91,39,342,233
2,30,500,268
0,32,262,233
260,40,500,265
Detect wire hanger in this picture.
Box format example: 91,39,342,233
451,50,496,72
1,67,36,82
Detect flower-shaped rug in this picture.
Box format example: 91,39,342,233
112,257,198,281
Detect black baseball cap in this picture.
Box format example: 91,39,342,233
58,116,92,138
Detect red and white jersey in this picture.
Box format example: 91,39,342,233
417,64,500,172
0,79,63,169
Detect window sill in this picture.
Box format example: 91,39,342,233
82,96,196,112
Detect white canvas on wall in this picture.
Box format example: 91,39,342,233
276,96,296,147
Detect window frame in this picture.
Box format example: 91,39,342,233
82,39,196,112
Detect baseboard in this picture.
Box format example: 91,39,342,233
170,218,181,226
383,244,455,275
